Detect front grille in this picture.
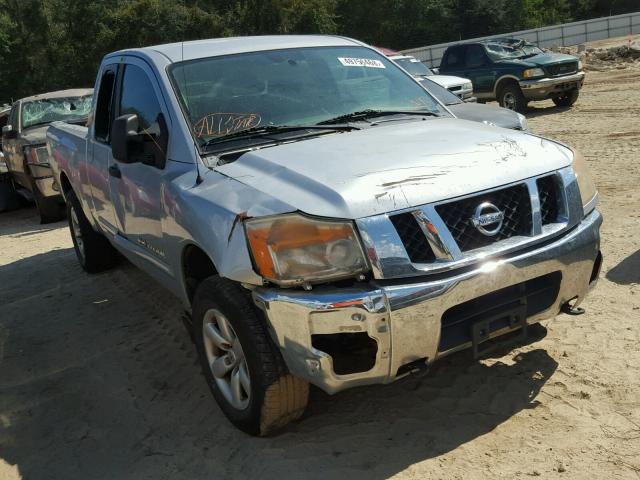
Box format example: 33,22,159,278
547,61,578,77
448,85,462,92
537,175,561,225
439,271,562,352
390,212,436,263
435,184,532,252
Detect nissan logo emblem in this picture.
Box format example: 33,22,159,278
470,202,504,236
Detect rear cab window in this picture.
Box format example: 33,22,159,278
94,67,118,143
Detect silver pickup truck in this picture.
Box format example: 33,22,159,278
47,35,602,436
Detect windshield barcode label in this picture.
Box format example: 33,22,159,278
338,57,385,68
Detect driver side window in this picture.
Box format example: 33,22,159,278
465,45,488,68
119,64,162,134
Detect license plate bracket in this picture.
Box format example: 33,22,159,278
471,303,528,359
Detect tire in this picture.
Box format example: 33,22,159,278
498,83,528,113
66,190,118,273
193,276,309,436
553,89,579,107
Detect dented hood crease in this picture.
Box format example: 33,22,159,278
215,119,573,219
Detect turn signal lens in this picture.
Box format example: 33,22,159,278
245,214,368,286
571,148,598,216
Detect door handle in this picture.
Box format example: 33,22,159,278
108,164,121,179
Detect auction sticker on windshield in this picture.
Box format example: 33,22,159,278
338,57,385,68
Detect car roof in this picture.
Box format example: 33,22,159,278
19,88,94,103
480,37,530,46
110,35,365,64
389,54,416,60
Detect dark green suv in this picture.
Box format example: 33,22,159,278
439,38,585,113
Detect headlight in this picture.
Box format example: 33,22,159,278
571,148,598,216
522,68,545,78
516,112,528,131
578,60,583,70
463,81,473,91
245,214,368,286
25,145,50,165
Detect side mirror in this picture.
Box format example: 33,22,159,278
111,114,139,163
2,124,17,140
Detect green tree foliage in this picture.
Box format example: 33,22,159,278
0,0,636,102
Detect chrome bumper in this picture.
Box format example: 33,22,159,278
519,71,585,99
253,209,602,394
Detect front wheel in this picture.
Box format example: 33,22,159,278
193,276,309,436
553,89,580,107
498,83,528,113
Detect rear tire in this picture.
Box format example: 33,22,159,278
552,89,579,107
498,83,528,113
193,276,309,436
66,190,118,273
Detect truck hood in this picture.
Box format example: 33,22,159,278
425,75,470,88
216,118,573,219
498,52,578,68
20,126,49,145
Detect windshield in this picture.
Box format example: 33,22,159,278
21,95,92,129
170,46,447,147
485,42,544,61
419,79,462,105
393,57,433,77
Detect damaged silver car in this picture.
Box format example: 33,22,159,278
47,36,602,436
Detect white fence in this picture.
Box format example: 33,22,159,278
402,11,640,67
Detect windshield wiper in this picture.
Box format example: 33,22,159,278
317,109,439,125
200,124,357,149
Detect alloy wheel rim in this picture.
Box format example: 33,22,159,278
70,208,85,261
202,309,251,410
503,92,517,110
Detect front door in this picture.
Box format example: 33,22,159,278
462,44,496,95
108,59,169,266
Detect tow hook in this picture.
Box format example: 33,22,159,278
561,298,585,316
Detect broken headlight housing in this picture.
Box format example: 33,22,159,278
24,144,50,165
245,214,369,286
571,148,598,216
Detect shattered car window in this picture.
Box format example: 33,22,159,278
22,95,93,129
170,46,447,145
486,43,543,60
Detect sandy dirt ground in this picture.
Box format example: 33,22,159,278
1,42,639,480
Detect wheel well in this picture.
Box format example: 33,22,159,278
182,245,217,304
59,171,72,195
495,77,519,96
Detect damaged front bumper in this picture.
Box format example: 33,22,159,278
28,163,60,198
519,71,585,100
253,209,602,394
